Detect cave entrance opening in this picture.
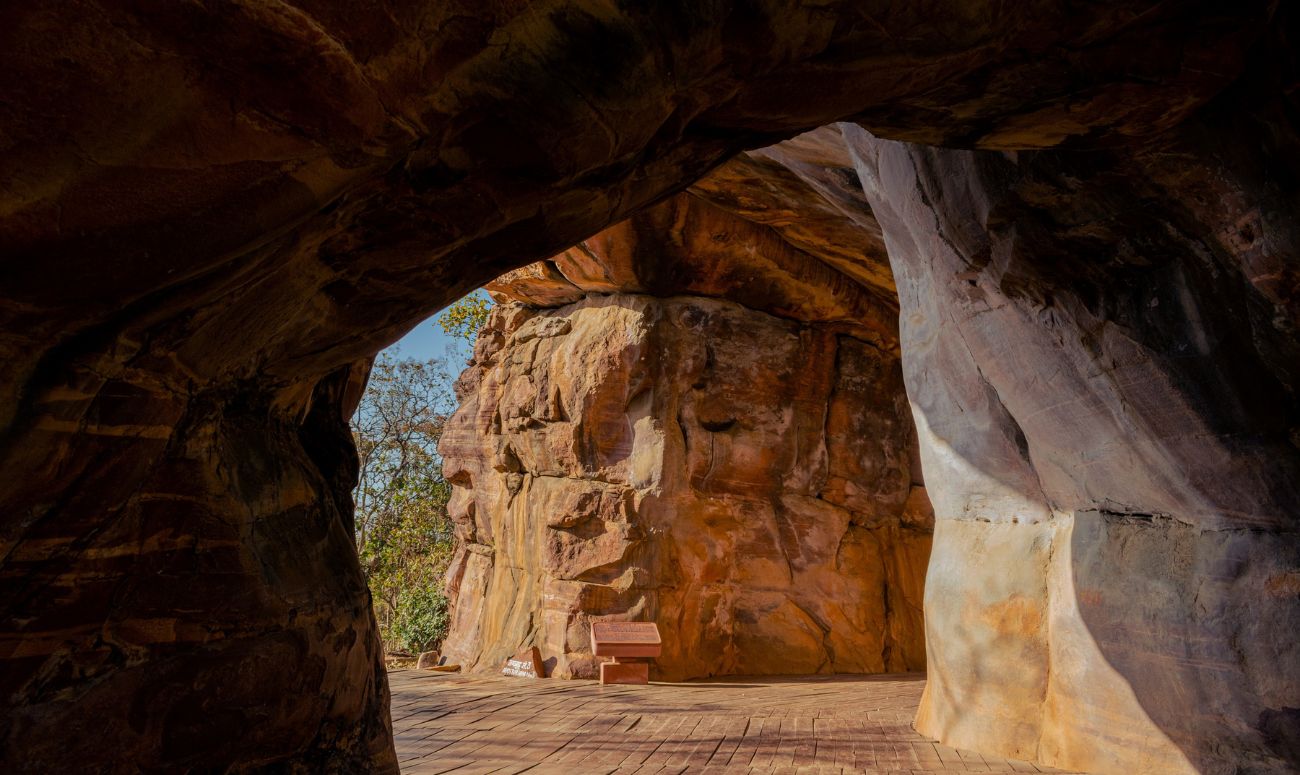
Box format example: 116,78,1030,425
404,126,936,682
347,305,477,667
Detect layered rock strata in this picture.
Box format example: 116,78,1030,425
439,193,931,681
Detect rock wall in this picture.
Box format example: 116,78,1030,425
446,72,1300,766
0,361,396,772
841,42,1300,771
439,192,931,680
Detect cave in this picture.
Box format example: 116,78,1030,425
2,2,1298,774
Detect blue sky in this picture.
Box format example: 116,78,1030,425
386,313,471,363
380,290,489,366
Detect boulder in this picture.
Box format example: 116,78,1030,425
416,651,441,670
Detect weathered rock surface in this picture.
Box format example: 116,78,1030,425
452,164,931,685
0,1,1295,772
450,181,931,679
843,39,1300,771
415,651,441,670
456,40,1300,765
439,289,931,680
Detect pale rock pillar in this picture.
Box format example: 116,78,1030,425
845,123,1300,774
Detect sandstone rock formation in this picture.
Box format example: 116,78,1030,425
844,95,1300,771
1,1,1296,772
437,197,933,678
440,47,1300,767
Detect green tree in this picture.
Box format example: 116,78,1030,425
351,353,457,654
437,292,492,343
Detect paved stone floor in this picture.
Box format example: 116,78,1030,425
390,671,1075,774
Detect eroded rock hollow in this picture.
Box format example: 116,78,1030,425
2,1,1297,773
438,185,932,680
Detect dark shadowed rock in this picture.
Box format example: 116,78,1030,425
0,1,1292,771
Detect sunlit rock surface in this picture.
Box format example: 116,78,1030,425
580,107,1299,774
451,69,1300,767
442,186,931,680
842,55,1300,771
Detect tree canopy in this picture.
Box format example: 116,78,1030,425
351,353,456,654
437,292,492,343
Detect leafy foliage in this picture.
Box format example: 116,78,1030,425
437,292,493,343
392,583,451,656
351,352,457,653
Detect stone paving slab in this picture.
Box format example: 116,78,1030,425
389,671,1078,774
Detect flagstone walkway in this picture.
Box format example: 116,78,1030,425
389,671,1075,774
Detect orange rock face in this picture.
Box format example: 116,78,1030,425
441,184,932,681
441,296,932,679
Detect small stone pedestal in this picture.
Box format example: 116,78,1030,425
599,657,650,685
590,621,661,686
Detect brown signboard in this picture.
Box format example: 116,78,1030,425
590,621,662,658
501,646,544,678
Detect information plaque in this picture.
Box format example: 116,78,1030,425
501,646,544,678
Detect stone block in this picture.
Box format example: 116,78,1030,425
599,660,649,685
